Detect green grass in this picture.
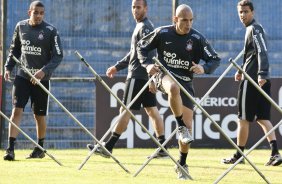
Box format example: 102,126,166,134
0,148,281,184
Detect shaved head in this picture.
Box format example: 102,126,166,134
173,4,193,35
175,4,193,17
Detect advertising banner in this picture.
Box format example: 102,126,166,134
96,77,282,148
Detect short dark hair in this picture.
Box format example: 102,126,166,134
143,0,147,7
30,1,44,9
133,0,147,7
237,0,254,11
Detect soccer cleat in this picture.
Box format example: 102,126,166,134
26,147,45,159
3,149,15,161
148,150,169,159
221,154,245,164
178,126,193,144
87,142,111,158
174,162,190,180
265,154,282,166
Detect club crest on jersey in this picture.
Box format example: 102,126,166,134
186,40,193,51
38,31,44,40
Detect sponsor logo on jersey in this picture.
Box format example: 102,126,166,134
46,26,53,31
259,33,267,51
163,51,190,70
160,28,168,33
204,46,212,57
54,36,61,55
253,35,261,53
21,39,42,56
165,41,172,45
27,67,40,75
191,34,200,40
186,39,193,51
38,30,44,40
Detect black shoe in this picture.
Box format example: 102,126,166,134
3,149,15,161
221,154,245,164
265,154,282,166
147,150,169,159
26,147,45,159
87,142,111,158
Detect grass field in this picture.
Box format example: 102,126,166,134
0,148,281,184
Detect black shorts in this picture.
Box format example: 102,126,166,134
238,80,271,121
12,76,50,116
156,72,195,110
123,78,156,110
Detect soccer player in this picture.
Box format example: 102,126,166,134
87,0,168,159
222,0,282,166
3,1,63,161
137,4,220,180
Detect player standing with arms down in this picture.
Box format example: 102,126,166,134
137,4,220,180
222,0,282,166
87,0,168,159
3,1,63,161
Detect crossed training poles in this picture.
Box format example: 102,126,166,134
10,55,129,173
0,110,62,166
213,58,282,184
75,51,192,179
152,56,271,184
133,50,245,177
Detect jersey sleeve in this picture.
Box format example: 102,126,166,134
114,51,131,71
252,26,269,79
137,28,159,67
5,23,21,72
41,28,63,78
200,37,221,74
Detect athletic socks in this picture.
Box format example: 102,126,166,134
105,132,121,151
234,146,245,158
157,135,167,151
270,140,279,156
179,151,188,166
8,137,16,151
38,138,45,148
175,114,186,127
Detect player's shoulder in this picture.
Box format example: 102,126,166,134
248,19,265,34
17,19,29,27
141,17,154,31
42,21,58,32
190,28,206,40
155,25,173,34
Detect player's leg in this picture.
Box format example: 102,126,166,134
4,76,30,161
256,81,282,166
161,75,192,144
88,78,140,158
222,80,255,164
174,106,192,180
26,80,49,159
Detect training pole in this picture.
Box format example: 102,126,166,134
153,57,270,183
78,74,156,170
214,58,282,183
75,51,192,180
133,50,244,177
0,111,62,166
11,55,130,174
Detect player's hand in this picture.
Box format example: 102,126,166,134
31,70,45,85
146,64,159,75
258,78,267,87
234,71,242,81
149,81,157,94
189,62,204,74
4,70,12,82
106,66,117,78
